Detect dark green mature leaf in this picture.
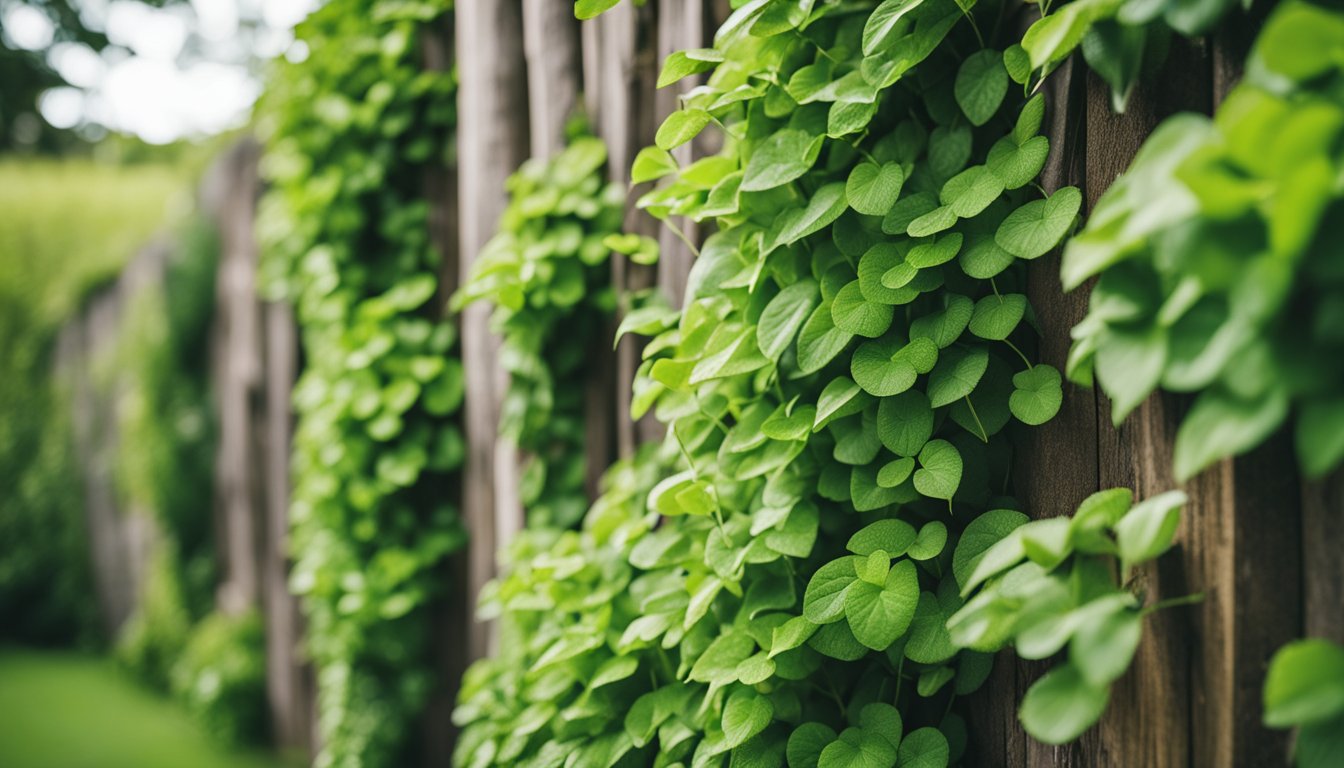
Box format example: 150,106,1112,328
955,50,1009,126
789,723,840,768
928,346,989,407
896,727,949,768
878,391,935,457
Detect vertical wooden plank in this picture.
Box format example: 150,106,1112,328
1301,473,1344,643
260,297,312,754
653,0,707,308
589,1,663,457
1078,38,1211,768
455,0,530,658
523,0,582,159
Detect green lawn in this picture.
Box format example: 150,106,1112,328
0,650,289,768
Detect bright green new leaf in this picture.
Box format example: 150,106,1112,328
742,129,824,191
804,557,860,624
844,558,919,650
656,109,712,151
722,688,774,749
758,279,820,360
848,519,918,557
833,281,896,338
1114,490,1185,570
1009,365,1063,425
847,162,906,216
1019,664,1110,745
913,440,961,500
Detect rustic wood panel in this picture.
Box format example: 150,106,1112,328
585,1,664,457
455,0,531,659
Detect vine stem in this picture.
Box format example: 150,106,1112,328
1142,592,1205,615
1003,338,1033,370
664,218,701,259
963,395,989,442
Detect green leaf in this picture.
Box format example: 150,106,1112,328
852,339,916,397
788,723,839,768
953,509,1029,590
758,279,820,360
1071,608,1142,687
689,631,757,684
941,166,1005,218
848,519,918,557
770,616,819,657
575,0,621,19
798,301,856,374
847,162,906,216
1009,365,1063,426
742,129,824,191
907,521,948,560
1114,490,1185,569
878,391,935,457
968,294,1026,341
859,702,903,751
656,109,712,150
657,48,724,88
878,457,916,488
913,440,961,500
815,376,869,430
1003,44,1031,84
819,727,898,768
904,591,956,664
1019,664,1110,745
833,281,895,338
987,135,1051,190
1173,390,1289,481
804,557,859,624
906,206,958,238
895,727,949,768
910,295,973,348
1095,325,1167,424
927,346,988,407
845,559,919,650
1015,94,1046,142
863,0,926,55
995,186,1082,260
631,146,678,183
954,50,1009,126
1297,397,1344,478
1264,639,1344,728
723,688,774,748
773,182,850,248
860,243,912,303
906,233,963,267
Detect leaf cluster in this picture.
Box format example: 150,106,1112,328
1064,0,1344,480
949,488,1185,744
451,1,1147,766
255,1,463,765
453,133,627,528
1263,637,1344,768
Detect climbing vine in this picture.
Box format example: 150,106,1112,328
454,1,1185,765
1065,0,1344,480
256,1,462,765
453,130,625,528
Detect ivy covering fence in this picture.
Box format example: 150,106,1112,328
15,1,1342,768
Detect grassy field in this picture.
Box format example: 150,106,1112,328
0,650,289,768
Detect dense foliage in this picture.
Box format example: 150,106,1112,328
453,132,624,529
171,610,270,748
0,159,181,647
453,1,1189,765
1264,637,1344,768
255,1,462,765
1065,0,1344,480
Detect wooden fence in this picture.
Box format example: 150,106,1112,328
61,3,1342,766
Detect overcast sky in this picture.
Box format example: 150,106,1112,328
2,0,318,144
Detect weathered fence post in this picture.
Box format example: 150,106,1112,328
455,0,531,660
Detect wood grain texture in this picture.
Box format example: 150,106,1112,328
586,1,664,456
1301,472,1344,643
455,0,530,658
523,0,582,159
1082,37,1211,767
